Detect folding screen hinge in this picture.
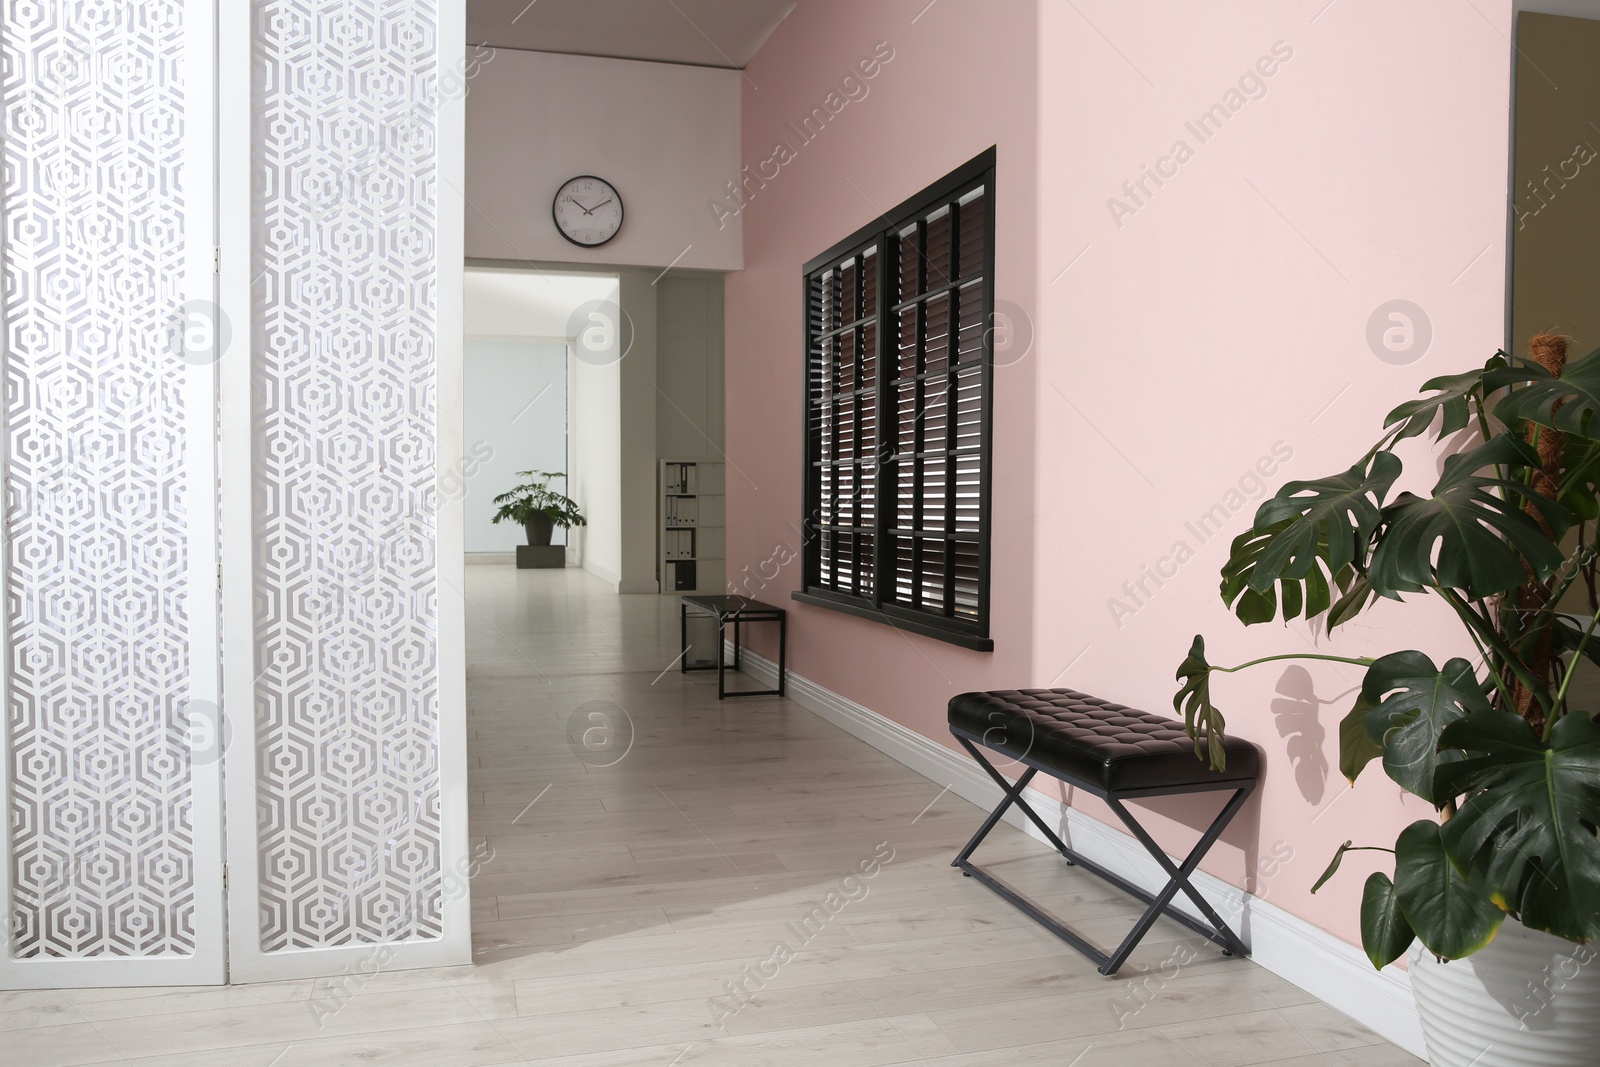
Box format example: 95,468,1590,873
214,246,221,274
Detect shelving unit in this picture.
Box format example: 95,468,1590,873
661,460,725,594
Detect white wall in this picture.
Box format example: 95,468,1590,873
617,269,659,593
569,278,624,585
463,340,568,553
465,49,742,270
656,274,725,461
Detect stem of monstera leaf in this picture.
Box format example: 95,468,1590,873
1550,600,1600,737
1459,611,1517,713
1363,425,1406,465
1208,652,1376,675
1472,394,1495,451
1526,539,1600,635
1436,586,1552,722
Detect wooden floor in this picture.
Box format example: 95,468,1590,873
4,566,1421,1066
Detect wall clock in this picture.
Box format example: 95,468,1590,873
552,175,623,247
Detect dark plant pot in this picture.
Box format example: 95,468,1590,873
523,513,554,546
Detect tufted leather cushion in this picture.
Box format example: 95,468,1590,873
949,688,1259,793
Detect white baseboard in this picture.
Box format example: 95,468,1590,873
619,579,661,594
464,553,514,565
728,644,1426,1059
582,559,620,588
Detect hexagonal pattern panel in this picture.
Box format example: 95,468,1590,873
251,0,442,951
2,1,197,957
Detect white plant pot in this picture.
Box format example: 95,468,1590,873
1410,919,1600,1066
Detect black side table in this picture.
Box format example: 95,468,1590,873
679,595,786,699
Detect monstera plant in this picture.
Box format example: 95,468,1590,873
1175,335,1600,970
492,470,587,546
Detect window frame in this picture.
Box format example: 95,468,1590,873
792,148,997,652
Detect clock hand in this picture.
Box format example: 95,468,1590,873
589,198,614,211
568,196,594,215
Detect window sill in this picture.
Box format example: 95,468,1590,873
790,591,994,652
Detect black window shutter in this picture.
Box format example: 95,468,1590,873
797,149,995,651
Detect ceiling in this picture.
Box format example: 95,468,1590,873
468,0,800,68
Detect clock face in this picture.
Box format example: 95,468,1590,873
552,175,623,247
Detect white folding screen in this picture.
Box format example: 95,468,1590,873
0,0,466,989
219,0,469,981
0,0,224,987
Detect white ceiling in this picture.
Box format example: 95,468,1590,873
468,0,799,68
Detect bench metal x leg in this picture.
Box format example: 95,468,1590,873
952,740,1253,976
954,737,1073,860
1102,792,1252,970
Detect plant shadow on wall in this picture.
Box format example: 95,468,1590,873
1173,334,1600,979
492,470,587,546
1270,665,1335,805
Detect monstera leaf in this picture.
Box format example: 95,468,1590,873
1383,361,1500,442
1360,652,1491,804
1393,819,1505,960
1240,452,1401,596
1337,690,1383,784
1550,613,1600,673
1220,521,1334,625
1558,435,1600,522
1326,569,1376,631
1174,635,1226,771
1436,710,1600,943
1367,435,1568,598
1493,345,1600,437
1360,872,1417,969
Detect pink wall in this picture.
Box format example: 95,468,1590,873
1031,0,1513,946
729,0,1517,950
725,0,1041,706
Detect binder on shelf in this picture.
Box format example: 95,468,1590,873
664,529,697,560
664,497,696,528
665,462,688,495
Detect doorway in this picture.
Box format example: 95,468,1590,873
464,267,621,576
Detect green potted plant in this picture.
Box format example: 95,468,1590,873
492,470,587,546
1174,335,1600,1065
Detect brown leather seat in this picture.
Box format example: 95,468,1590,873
948,688,1259,793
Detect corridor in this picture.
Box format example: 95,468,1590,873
8,568,1416,1066
449,567,1412,1065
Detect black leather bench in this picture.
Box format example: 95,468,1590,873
949,688,1260,975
